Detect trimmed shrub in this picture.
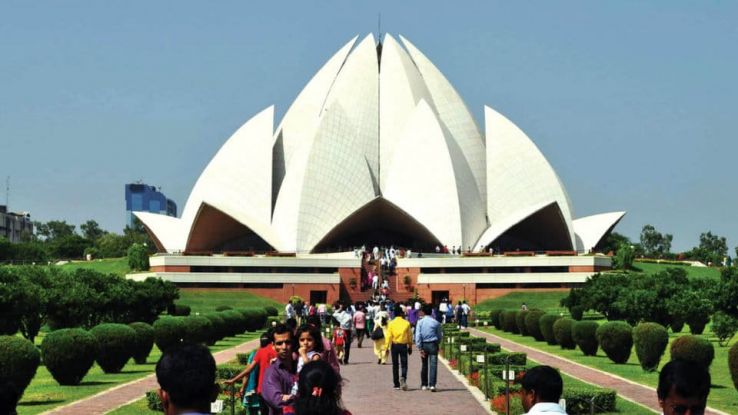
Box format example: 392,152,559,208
90,323,137,373
41,328,98,385
729,342,738,392
670,318,685,333
183,316,214,345
487,352,527,366
216,363,244,380
563,387,617,414
490,309,502,329
570,305,585,321
539,314,561,345
128,322,155,364
525,310,546,341
203,313,228,342
215,305,233,312
0,335,40,409
596,321,633,364
493,310,504,330
553,318,576,349
221,310,246,336
170,304,191,316
572,321,599,356
502,311,519,334
670,335,714,367
264,306,278,316
266,316,281,328
516,310,530,336
241,307,268,331
632,322,669,371
153,317,185,353
688,319,709,335
146,390,164,411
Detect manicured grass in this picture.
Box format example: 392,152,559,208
479,325,738,414
475,291,569,314
17,332,259,415
630,261,721,280
177,289,281,314
60,257,131,276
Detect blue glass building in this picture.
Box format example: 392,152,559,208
125,183,177,228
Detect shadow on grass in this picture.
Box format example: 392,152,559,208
79,380,117,386
18,399,65,406
119,369,151,374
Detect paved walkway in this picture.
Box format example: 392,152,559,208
469,328,728,415
41,338,260,415
340,340,490,415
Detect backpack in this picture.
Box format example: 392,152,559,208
370,326,384,340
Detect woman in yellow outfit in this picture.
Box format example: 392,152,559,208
372,303,390,364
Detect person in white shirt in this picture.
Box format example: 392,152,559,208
439,300,449,324
332,303,353,364
372,274,379,290
520,366,567,414
285,302,295,320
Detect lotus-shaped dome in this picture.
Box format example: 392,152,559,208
136,34,624,254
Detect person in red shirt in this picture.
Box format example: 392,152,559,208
224,330,277,415
352,304,367,348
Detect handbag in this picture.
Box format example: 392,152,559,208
370,326,384,340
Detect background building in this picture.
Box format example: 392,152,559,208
125,183,177,228
0,205,33,243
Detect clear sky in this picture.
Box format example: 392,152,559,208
1,1,736,252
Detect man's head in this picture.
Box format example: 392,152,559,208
393,304,405,317
421,304,433,316
658,360,711,415
156,343,218,415
520,365,563,411
260,329,274,348
272,323,293,361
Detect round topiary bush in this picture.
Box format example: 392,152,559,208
264,306,279,317
183,316,214,345
539,314,561,345
170,304,191,316
553,318,576,349
572,321,599,356
203,313,227,343
670,318,685,333
490,310,502,329
516,310,530,336
215,305,233,312
502,311,519,334
90,323,138,373
0,335,40,409
128,322,155,364
525,310,546,341
670,335,714,368
570,305,585,321
241,307,268,331
493,310,505,330
221,310,247,336
688,319,709,335
41,328,98,385
729,342,738,392
596,321,633,364
153,317,185,353
632,322,669,372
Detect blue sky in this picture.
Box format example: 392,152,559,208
1,1,736,252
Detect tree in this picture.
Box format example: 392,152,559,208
35,220,76,241
578,272,630,320
598,232,631,255
639,225,673,258
128,243,149,271
80,220,106,242
687,231,728,266
50,234,92,259
95,233,130,258
613,243,634,270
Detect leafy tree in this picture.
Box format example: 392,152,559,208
639,225,673,258
712,312,738,347
34,220,76,241
597,232,631,255
715,267,738,318
127,243,150,271
0,236,12,260
578,273,630,320
50,234,92,259
687,231,728,266
96,233,131,258
613,243,635,270
80,220,107,242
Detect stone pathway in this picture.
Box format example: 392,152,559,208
41,338,260,415
469,328,729,415
340,340,490,415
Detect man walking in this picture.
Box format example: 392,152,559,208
385,304,413,391
353,304,367,348
332,302,353,364
262,324,296,415
415,304,442,392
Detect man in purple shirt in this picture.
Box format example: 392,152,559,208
262,323,296,415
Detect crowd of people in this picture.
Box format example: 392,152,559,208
151,296,714,415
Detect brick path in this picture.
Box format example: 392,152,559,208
469,328,729,415
340,339,490,415
41,338,260,415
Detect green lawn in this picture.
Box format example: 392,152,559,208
631,261,721,280
475,291,569,314
479,326,738,414
59,257,131,276
17,332,259,415
177,289,281,314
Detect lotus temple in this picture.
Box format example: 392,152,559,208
129,34,625,305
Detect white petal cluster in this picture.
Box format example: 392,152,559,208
136,34,624,254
